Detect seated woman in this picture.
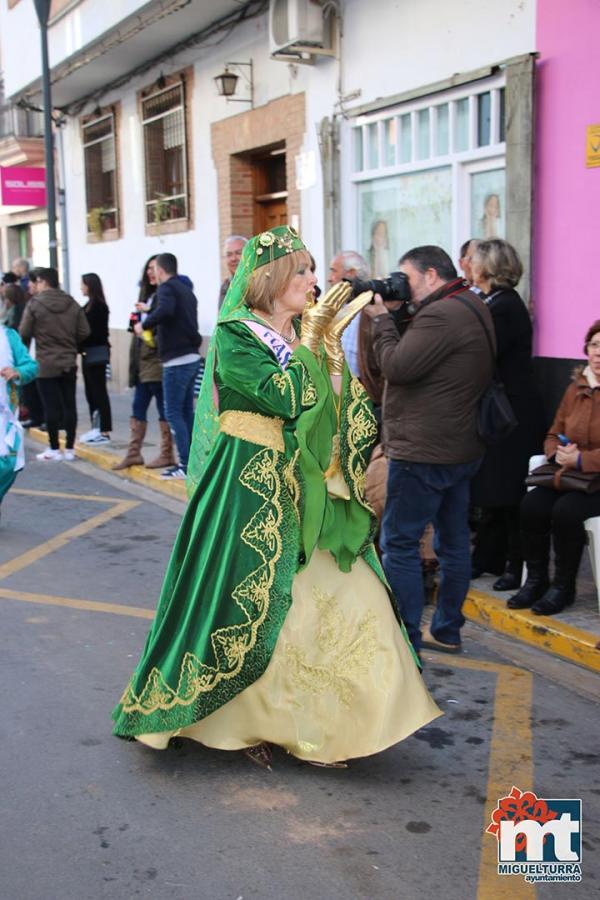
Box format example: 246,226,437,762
112,226,440,767
0,296,38,520
509,319,600,615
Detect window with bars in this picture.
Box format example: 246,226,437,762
82,112,119,236
142,82,188,225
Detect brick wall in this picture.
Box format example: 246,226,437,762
212,93,305,279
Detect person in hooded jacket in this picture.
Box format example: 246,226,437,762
19,267,90,461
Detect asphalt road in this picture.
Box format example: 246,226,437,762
1,445,598,900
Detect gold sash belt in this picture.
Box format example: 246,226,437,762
219,410,285,452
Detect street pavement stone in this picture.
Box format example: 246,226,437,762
0,452,599,899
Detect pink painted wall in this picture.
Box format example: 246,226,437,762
534,0,600,358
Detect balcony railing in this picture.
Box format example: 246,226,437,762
0,103,44,140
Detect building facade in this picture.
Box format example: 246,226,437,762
1,0,594,408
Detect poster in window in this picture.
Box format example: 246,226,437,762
358,167,452,274
470,169,505,239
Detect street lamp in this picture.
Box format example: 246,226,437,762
33,0,58,269
214,61,254,107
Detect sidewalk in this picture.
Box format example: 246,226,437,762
26,385,600,674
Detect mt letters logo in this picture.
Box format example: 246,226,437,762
487,786,582,883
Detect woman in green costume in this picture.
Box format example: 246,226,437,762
113,226,440,766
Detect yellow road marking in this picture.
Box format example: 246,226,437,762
12,488,125,503
445,657,534,899
0,498,139,581
0,587,154,619
3,486,536,897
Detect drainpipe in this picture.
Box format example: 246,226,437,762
319,115,341,266
55,117,69,293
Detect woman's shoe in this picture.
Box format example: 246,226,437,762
507,533,550,609
531,535,584,616
531,586,575,616
243,743,272,770
111,418,146,470
507,577,549,609
493,563,523,592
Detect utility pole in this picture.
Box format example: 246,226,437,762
33,0,58,269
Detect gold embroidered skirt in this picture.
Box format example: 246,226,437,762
136,548,441,762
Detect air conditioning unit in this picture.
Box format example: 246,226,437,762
269,0,331,58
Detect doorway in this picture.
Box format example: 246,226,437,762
249,142,288,233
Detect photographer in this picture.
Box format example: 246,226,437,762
365,245,494,655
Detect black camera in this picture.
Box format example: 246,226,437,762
348,271,411,304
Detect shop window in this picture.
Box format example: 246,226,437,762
82,110,119,239
351,75,506,266
142,81,188,226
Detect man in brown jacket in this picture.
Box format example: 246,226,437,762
20,267,90,461
366,245,494,656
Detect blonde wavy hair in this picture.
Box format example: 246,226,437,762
471,239,523,290
245,250,312,314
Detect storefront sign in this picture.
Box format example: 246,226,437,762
0,166,47,206
585,124,600,168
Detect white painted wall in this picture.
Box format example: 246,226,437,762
6,0,536,336
1,0,151,97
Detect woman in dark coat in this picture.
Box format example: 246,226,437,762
469,239,544,589
79,273,112,443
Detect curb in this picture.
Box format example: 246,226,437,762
26,427,600,673
27,428,187,502
464,588,600,674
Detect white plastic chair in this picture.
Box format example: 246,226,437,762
584,517,600,612
525,455,600,609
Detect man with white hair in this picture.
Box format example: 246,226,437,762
218,234,248,309
328,250,371,376
11,257,30,295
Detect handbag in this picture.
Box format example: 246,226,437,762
455,295,518,445
82,345,110,365
526,462,600,494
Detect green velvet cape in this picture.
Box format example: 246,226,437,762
112,321,404,739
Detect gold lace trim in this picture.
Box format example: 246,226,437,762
284,586,377,707
283,448,301,521
345,378,378,509
300,365,317,406
219,410,284,452
273,370,297,417
120,447,283,714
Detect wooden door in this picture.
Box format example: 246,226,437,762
256,197,288,232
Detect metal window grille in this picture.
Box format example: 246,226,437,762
142,82,188,225
82,112,119,233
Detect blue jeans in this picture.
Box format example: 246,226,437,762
381,458,482,651
162,361,199,469
132,381,165,423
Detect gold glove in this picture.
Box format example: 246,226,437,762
323,291,373,374
300,281,352,355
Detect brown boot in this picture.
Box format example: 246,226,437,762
145,420,175,469
111,418,146,470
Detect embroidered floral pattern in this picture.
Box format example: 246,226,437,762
300,366,318,407
283,449,301,522
120,448,283,715
342,378,378,509
284,586,377,707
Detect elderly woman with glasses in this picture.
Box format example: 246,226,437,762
509,320,600,615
